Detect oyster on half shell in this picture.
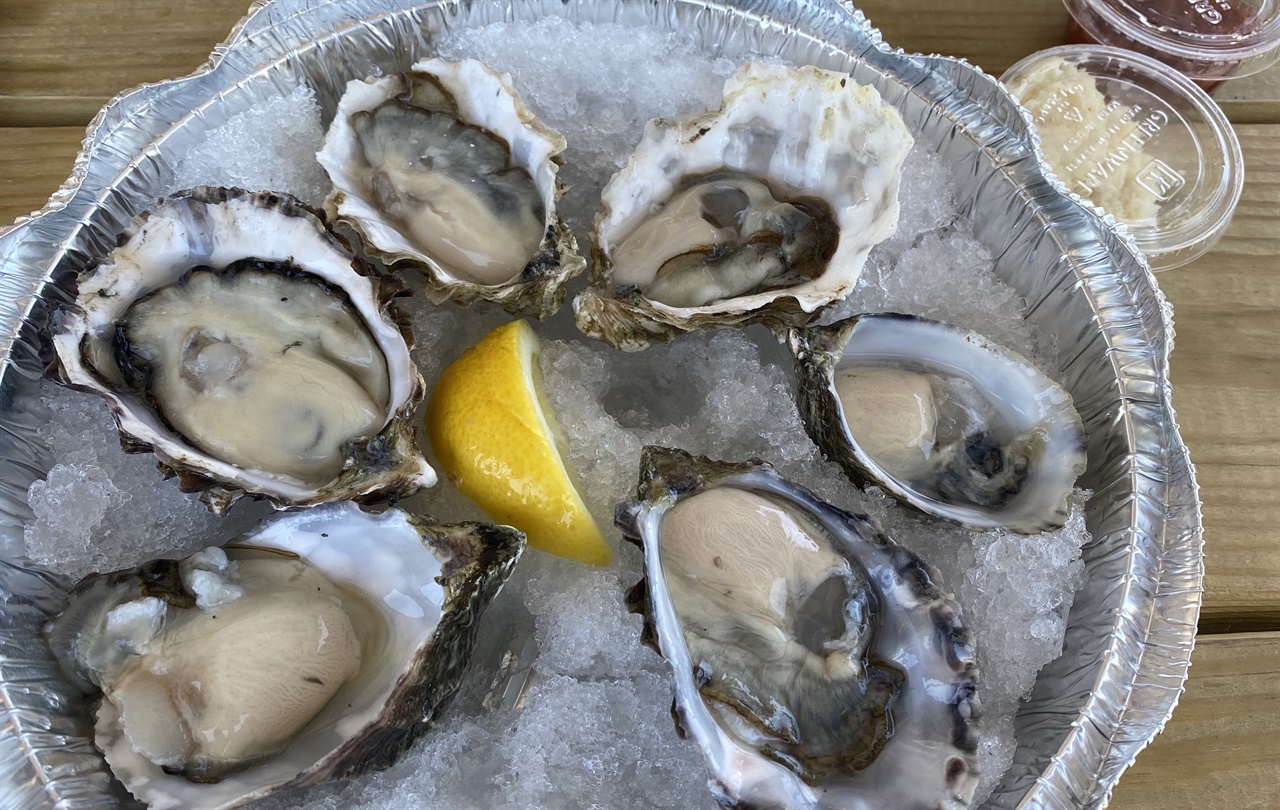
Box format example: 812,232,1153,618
49,187,433,514
789,313,1087,533
574,62,913,350
618,447,979,809
44,502,525,810
318,58,584,319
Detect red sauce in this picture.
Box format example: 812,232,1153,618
1064,0,1261,91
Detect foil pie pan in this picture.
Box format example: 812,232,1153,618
0,1,1203,807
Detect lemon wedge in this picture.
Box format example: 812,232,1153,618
425,320,612,566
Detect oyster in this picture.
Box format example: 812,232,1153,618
574,62,913,350
789,313,1087,533
49,186,433,514
317,58,584,319
619,447,979,809
44,502,525,810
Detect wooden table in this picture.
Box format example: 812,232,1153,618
1,1,1276,807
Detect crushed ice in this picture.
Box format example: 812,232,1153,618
24,16,1092,810
24,389,267,581
169,83,331,206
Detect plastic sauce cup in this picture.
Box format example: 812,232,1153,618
1002,45,1244,271
1061,0,1280,90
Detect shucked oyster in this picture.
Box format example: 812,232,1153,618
44,502,525,810
574,62,913,350
49,187,432,513
789,314,1087,533
318,58,584,319
619,447,979,809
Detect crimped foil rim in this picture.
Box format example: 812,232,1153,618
0,2,1202,809
919,50,1203,810
826,16,1202,803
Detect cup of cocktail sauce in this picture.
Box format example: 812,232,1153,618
1061,0,1280,90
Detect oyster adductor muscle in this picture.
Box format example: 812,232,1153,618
618,447,980,810
317,58,584,319
49,187,433,514
44,502,525,810
789,313,1087,533
574,62,913,350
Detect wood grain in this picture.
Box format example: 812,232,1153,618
0,0,251,126
854,0,1071,72
1107,632,1280,810
0,127,85,226
1164,127,1280,632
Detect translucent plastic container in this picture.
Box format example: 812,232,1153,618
1062,0,1280,87
1003,44,1244,270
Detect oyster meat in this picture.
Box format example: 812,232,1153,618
575,62,913,350
49,187,432,513
44,502,525,810
619,447,979,809
789,313,1087,533
317,58,584,319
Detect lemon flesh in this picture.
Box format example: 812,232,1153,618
425,320,611,566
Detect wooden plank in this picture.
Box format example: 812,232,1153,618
1217,70,1280,108
855,0,1071,72
0,0,251,127
0,127,85,226
1220,100,1280,125
1107,632,1280,810
1163,126,1280,633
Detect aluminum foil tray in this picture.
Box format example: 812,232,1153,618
0,1,1203,808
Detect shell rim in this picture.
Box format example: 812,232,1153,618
47,186,435,513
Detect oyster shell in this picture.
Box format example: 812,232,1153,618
789,313,1087,533
44,502,525,810
618,446,979,809
49,186,433,514
317,58,585,319
574,62,913,350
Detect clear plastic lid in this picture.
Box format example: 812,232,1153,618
1062,0,1280,81
1002,45,1244,271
